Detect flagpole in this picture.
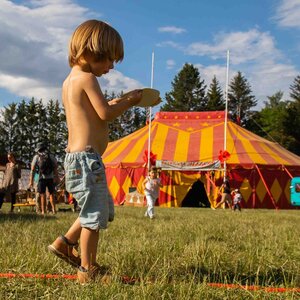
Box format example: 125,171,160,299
223,50,230,180
147,51,155,170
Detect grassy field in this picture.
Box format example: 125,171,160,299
0,204,299,299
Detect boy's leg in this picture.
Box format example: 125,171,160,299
64,217,82,243
146,195,155,218
80,227,99,270
145,195,151,217
48,217,82,267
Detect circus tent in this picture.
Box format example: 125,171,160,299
103,111,300,209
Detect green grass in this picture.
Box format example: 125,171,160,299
0,204,299,299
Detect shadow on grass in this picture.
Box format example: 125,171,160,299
184,265,300,287
0,213,56,223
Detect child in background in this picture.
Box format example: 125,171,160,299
142,167,162,219
48,19,144,284
215,179,232,209
232,188,242,211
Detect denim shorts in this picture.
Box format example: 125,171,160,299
64,149,114,230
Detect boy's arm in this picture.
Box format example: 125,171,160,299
84,74,142,121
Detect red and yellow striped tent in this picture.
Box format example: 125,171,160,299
103,111,300,209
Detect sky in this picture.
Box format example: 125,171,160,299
0,0,300,112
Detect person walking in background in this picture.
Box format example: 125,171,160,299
142,167,162,219
214,179,232,209
0,152,21,213
231,188,242,211
29,142,58,215
47,19,143,284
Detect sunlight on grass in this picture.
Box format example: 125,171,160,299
0,205,299,299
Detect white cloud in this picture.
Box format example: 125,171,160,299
161,28,298,107
0,73,61,101
100,70,142,94
247,62,298,107
156,40,183,50
185,29,282,65
166,59,176,70
0,0,142,103
274,0,300,28
158,26,186,34
194,61,298,109
194,64,229,91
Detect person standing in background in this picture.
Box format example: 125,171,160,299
214,179,232,209
0,152,21,213
29,142,58,215
231,188,242,211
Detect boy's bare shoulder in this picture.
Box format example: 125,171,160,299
69,70,96,83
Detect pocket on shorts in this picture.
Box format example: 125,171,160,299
65,160,86,192
87,158,106,185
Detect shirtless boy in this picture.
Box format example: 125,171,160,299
48,19,143,284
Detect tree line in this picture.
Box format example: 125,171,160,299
0,64,299,166
160,64,300,155
0,96,146,165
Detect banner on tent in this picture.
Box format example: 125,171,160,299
156,160,221,171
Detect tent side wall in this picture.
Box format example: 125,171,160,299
105,163,147,205
105,164,300,209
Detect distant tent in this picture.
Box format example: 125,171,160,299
103,111,300,209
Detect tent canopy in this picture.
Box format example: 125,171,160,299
104,111,300,167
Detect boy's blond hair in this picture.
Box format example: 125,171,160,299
68,19,124,67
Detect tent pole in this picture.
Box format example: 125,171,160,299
223,50,230,181
282,165,293,179
255,164,278,209
147,51,155,170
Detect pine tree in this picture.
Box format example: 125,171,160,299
290,75,300,101
15,100,28,161
47,100,67,162
282,75,300,154
24,98,40,163
206,76,225,111
255,92,289,145
0,103,18,153
228,71,257,126
106,91,147,141
160,63,207,112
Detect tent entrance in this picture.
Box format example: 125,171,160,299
181,179,210,208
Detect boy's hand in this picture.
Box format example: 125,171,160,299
126,89,143,105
